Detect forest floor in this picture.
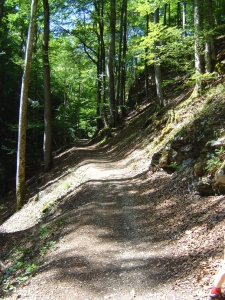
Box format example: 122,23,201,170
1,94,225,299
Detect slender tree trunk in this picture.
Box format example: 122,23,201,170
182,2,186,37
215,0,221,25
115,0,127,119
108,0,116,126
144,14,149,100
94,0,107,129
62,72,67,144
168,3,171,27
164,4,167,26
116,0,127,117
99,0,108,126
115,3,123,118
43,0,53,171
194,0,204,93
154,7,164,108
121,0,127,118
33,27,39,155
16,0,38,210
97,55,104,130
177,2,181,27
205,0,215,73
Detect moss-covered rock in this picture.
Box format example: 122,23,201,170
215,160,225,184
194,154,208,177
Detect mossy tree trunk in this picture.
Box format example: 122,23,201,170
43,0,53,171
16,0,38,210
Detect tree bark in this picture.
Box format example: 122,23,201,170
194,0,204,93
115,3,123,120
116,0,127,119
43,0,53,171
120,0,127,118
144,14,149,101
108,0,116,126
182,2,186,37
101,7,107,127
205,0,215,73
16,0,38,210
154,7,164,108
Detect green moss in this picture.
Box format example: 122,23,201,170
215,62,225,75
177,93,197,109
153,117,168,128
194,156,207,177
161,124,174,136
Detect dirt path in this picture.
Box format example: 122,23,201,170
1,141,225,300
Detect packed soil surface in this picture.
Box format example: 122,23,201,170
1,98,225,300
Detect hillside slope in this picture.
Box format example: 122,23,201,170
1,78,225,299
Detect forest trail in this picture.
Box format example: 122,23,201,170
1,140,225,300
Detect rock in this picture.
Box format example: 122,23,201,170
206,136,225,150
150,151,162,168
214,161,225,193
215,161,225,184
194,155,207,177
192,178,214,196
159,149,170,167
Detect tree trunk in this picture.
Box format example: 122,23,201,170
154,7,164,108
205,0,215,73
115,3,123,119
108,0,116,126
94,0,108,129
194,0,204,93
43,0,53,171
16,0,38,210
177,2,181,27
115,0,127,120
182,2,186,36
215,0,221,25
120,0,127,118
144,14,149,101
168,3,171,27
164,4,167,26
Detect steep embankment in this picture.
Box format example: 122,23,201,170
1,81,225,299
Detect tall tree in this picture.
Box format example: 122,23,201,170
120,0,127,118
94,0,108,128
205,0,215,73
144,13,149,101
194,0,204,93
115,0,128,119
43,0,53,171
16,0,38,209
154,7,164,108
108,0,116,126
182,2,186,36
177,1,181,27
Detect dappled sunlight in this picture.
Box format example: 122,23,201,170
2,118,225,299
1,156,225,299
0,142,150,234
